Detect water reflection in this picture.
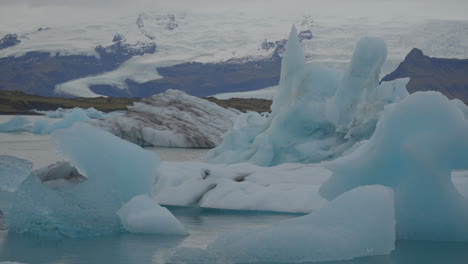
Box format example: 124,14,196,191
1,207,468,264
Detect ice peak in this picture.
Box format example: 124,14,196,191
281,25,305,75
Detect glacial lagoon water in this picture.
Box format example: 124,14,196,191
1,115,468,263
1,208,468,264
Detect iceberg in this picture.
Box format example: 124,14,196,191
91,89,239,147
205,26,408,166
155,161,330,213
320,92,468,241
0,117,31,133
0,155,32,192
0,123,184,237
161,186,395,263
117,194,188,235
32,108,91,134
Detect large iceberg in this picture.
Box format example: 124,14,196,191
0,123,185,237
91,89,240,148
160,186,395,263
320,92,468,241
205,26,408,166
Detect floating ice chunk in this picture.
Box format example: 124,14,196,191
155,162,331,213
320,92,468,241
92,89,239,147
117,194,188,235
206,27,408,166
0,116,31,133
32,108,90,134
0,155,32,192
162,186,395,263
0,123,178,237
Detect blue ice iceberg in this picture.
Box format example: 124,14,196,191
161,186,395,263
0,116,31,133
0,155,32,192
205,26,408,166
0,123,185,238
32,108,91,134
320,92,468,241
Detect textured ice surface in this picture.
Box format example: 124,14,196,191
206,27,408,166
155,161,330,213
0,123,179,237
117,194,188,235
32,108,91,134
0,155,32,192
92,89,239,147
0,117,31,133
32,107,122,119
34,161,87,189
320,92,468,241
162,186,395,263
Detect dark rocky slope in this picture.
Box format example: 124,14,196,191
381,48,468,103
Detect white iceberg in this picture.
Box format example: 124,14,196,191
155,161,330,213
92,89,239,147
320,92,468,241
205,26,408,166
117,194,188,235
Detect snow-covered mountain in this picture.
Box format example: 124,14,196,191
0,6,467,98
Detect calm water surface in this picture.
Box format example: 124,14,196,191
1,208,468,264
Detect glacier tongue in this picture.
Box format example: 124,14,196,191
91,89,240,148
206,26,408,166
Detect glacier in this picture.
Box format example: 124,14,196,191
91,89,239,148
0,123,184,238
205,26,408,166
320,92,468,241
160,186,395,263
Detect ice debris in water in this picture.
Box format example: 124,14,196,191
205,26,408,166
91,89,239,148
117,194,188,235
0,116,31,133
0,155,32,192
0,123,184,237
0,108,120,135
320,92,468,241
32,108,91,134
160,186,395,263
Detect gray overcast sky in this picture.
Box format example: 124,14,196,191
0,0,466,23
